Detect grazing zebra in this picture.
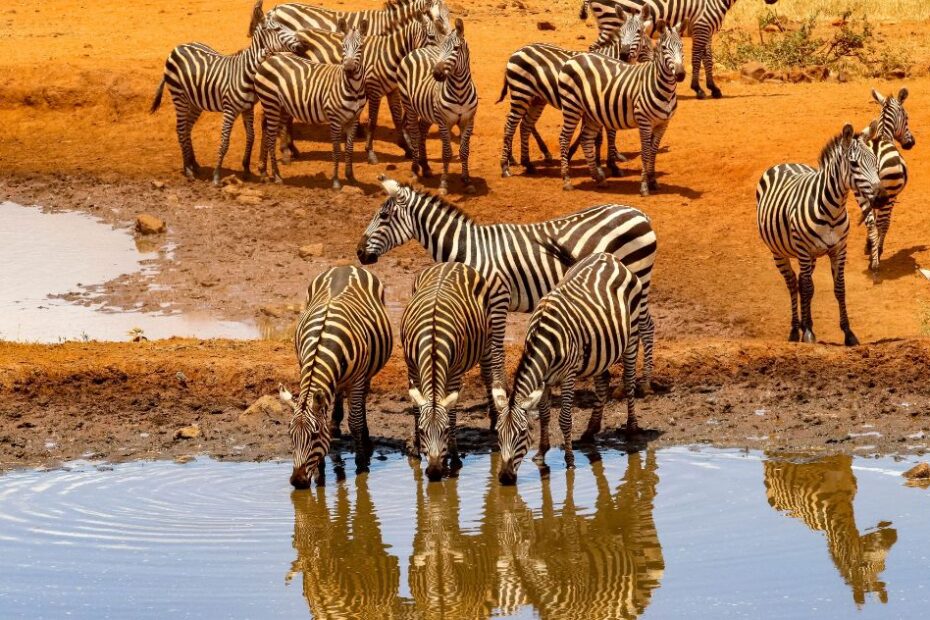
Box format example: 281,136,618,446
399,18,479,195
579,0,778,99
497,7,653,177
403,262,510,481
757,122,884,347
558,20,685,194
292,12,443,164
357,178,658,385
149,1,307,185
266,0,444,35
496,252,644,485
278,265,393,488
764,454,898,606
859,88,915,272
255,20,368,188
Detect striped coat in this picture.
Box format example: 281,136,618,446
497,252,644,485
402,263,510,480
255,21,368,188
266,0,444,35
756,123,883,347
357,178,658,386
557,21,685,194
279,265,393,488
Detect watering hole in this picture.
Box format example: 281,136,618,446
0,447,927,619
0,201,259,342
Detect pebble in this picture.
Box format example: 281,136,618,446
174,425,200,440
135,213,166,235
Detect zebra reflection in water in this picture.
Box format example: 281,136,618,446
764,454,898,606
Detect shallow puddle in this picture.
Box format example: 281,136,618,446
0,201,258,342
0,448,927,618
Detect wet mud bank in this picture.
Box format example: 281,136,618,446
2,338,929,471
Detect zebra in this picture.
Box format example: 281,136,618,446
496,252,644,485
149,0,307,185
278,265,393,488
858,87,915,272
356,177,658,386
291,12,444,164
402,261,510,481
497,7,654,178
757,122,885,347
764,454,898,606
265,0,445,35
557,20,685,194
579,0,778,99
399,18,479,195
255,20,368,189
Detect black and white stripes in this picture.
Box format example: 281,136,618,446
267,0,444,36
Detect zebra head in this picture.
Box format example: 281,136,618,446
337,19,368,76
432,18,468,82
409,388,459,481
280,386,330,489
872,88,915,150
612,7,649,62
496,390,542,485
250,10,308,56
654,20,685,83
841,122,886,218
357,176,419,264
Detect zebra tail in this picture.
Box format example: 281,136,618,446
539,237,578,268
150,78,166,114
578,0,589,20
496,77,508,104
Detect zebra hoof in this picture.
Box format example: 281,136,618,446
562,181,574,191
694,88,707,100
844,332,860,347
437,186,448,196
607,164,622,178
212,174,222,187
464,182,477,195
531,453,546,465
367,151,379,165
639,184,650,197
273,175,283,185
710,88,723,99
579,431,597,445
648,179,658,191
524,163,537,175
184,168,197,180
332,179,342,190
789,328,801,342
501,168,511,178
542,153,555,164
801,329,816,344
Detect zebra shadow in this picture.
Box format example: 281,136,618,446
569,174,704,200
271,171,384,193
861,244,929,283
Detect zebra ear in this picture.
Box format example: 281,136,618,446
519,389,543,413
248,0,265,37
871,88,886,106
898,88,908,103
378,175,401,198
409,388,429,408
358,19,369,36
454,17,464,35
841,123,855,146
337,18,348,34
278,384,297,412
865,120,880,141
654,19,667,35
641,4,650,19
675,20,685,36
439,391,459,410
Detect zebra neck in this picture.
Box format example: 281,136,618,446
441,68,473,101
878,108,896,142
241,43,265,76
340,66,366,95
820,155,854,212
409,197,474,261
648,59,678,98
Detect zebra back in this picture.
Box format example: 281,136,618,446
268,0,443,34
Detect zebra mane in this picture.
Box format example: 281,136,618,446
405,184,475,222
817,130,849,168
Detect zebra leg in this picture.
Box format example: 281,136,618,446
864,211,876,256
447,379,464,474
261,107,284,184
621,339,639,435
328,121,344,190
798,257,817,344
438,122,453,195
560,110,582,191
647,122,668,191
175,102,201,179
524,103,549,171
331,393,345,439
605,129,622,177
241,107,255,179
365,94,383,165
344,119,358,183
870,209,891,272
774,256,801,342
459,117,476,194
386,90,413,159
637,122,654,196
558,375,577,469
639,308,656,392
213,107,239,186
580,372,610,444
703,36,722,99
691,24,709,100
531,390,551,465
501,100,528,177
348,378,374,473
877,211,891,267
417,120,432,178
580,121,605,186
829,248,858,346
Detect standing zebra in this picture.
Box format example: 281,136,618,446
579,0,778,99
757,122,884,347
356,178,658,386
150,1,307,185
859,88,915,272
497,7,653,177
402,261,510,481
256,20,368,188
265,0,445,35
496,252,644,485
278,265,393,488
399,18,479,195
558,20,684,194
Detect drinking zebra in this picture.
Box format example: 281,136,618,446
402,261,509,481
399,18,478,195
255,20,368,188
278,265,393,488
497,252,644,485
558,20,684,194
292,12,443,164
149,0,307,185
356,178,658,386
756,122,884,347
265,0,444,35
859,88,915,272
497,7,653,177
579,0,778,99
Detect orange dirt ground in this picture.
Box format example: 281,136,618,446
1,0,929,468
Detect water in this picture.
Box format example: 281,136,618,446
0,448,927,619
0,201,258,342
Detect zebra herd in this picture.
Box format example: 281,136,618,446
147,1,917,486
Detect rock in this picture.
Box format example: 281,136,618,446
805,65,828,82
787,68,810,83
135,213,166,235
221,184,241,196
903,462,930,480
292,208,308,219
166,193,180,205
259,305,282,318
236,194,263,206
763,23,781,33
887,67,906,79
151,180,165,190
577,34,586,40
239,395,284,425
341,184,364,195
221,174,242,186
537,20,556,31
740,61,767,82
835,70,850,83
174,425,200,440
512,0,526,8
385,163,397,171
174,455,195,464
298,243,324,259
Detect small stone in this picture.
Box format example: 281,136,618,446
740,61,767,82
512,0,526,8
174,425,200,440
239,395,284,425
174,455,195,464
887,67,906,79
151,180,165,190
259,305,282,318
298,243,324,259
763,23,781,33
292,208,308,219
236,194,263,205
537,20,556,31
135,213,166,235
341,185,363,195
903,462,930,480
221,184,241,196
166,193,180,205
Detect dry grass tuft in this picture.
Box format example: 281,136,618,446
728,0,930,25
